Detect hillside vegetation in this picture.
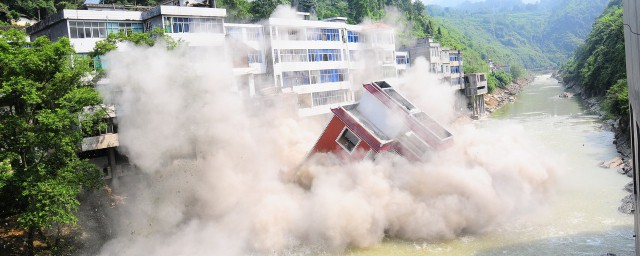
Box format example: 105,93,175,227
428,0,609,70
560,0,626,118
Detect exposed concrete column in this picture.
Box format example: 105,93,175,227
108,147,119,190
248,74,256,97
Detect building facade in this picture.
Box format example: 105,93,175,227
406,37,464,87
622,0,640,254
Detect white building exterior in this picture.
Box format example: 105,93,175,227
407,37,463,88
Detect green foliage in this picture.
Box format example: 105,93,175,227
428,0,609,70
510,64,525,81
487,73,498,92
560,1,625,97
249,0,291,20
488,70,512,89
218,0,252,22
603,79,628,118
0,29,103,252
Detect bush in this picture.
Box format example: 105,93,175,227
603,79,629,118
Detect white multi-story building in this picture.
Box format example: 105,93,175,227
407,37,463,87
25,3,409,181
265,16,405,116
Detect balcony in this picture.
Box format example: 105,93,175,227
81,133,119,152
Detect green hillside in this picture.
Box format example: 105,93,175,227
560,0,626,117
427,0,609,70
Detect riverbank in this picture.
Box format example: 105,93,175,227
556,73,634,214
484,75,535,113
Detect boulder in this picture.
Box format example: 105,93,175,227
619,194,635,214
600,156,623,168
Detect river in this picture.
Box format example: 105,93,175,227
347,74,635,255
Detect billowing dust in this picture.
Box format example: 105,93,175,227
94,10,557,256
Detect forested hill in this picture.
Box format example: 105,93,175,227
427,0,609,70
560,0,627,118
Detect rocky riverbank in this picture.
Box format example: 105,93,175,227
558,73,634,214
484,75,534,113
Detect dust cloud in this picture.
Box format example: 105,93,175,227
93,14,557,256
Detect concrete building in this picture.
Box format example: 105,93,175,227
463,73,488,118
265,17,406,116
406,37,464,86
622,0,640,254
309,81,453,162
25,2,411,181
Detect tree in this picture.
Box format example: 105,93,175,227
0,29,103,255
510,64,525,80
249,0,291,21
90,28,177,71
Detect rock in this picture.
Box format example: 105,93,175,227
625,181,634,193
619,194,635,214
627,171,633,178
600,157,624,168
617,168,627,175
559,92,574,98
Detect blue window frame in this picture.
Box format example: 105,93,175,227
347,31,360,43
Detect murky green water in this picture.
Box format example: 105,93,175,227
348,75,634,255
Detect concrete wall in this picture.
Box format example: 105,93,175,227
622,0,640,254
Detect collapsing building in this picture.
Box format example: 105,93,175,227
309,81,453,161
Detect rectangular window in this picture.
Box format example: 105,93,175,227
307,28,340,41
226,27,242,39
336,127,360,152
347,31,360,43
163,16,223,33
309,69,347,84
312,90,346,106
246,28,262,41
69,21,143,38
396,55,407,65
279,49,308,62
282,71,310,87
451,66,461,73
248,51,262,64
308,49,341,62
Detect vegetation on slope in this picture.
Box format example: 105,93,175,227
427,0,609,70
560,0,626,117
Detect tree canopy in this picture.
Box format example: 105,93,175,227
0,29,103,255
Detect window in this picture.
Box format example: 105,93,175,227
282,71,310,87
396,55,407,65
246,28,262,41
451,66,461,73
312,90,346,106
279,49,308,62
347,31,360,43
163,16,223,33
336,127,360,153
69,21,143,38
226,27,242,39
450,54,461,62
308,49,341,62
248,51,262,64
307,28,340,41
310,69,346,84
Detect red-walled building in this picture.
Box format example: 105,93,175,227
309,81,453,161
